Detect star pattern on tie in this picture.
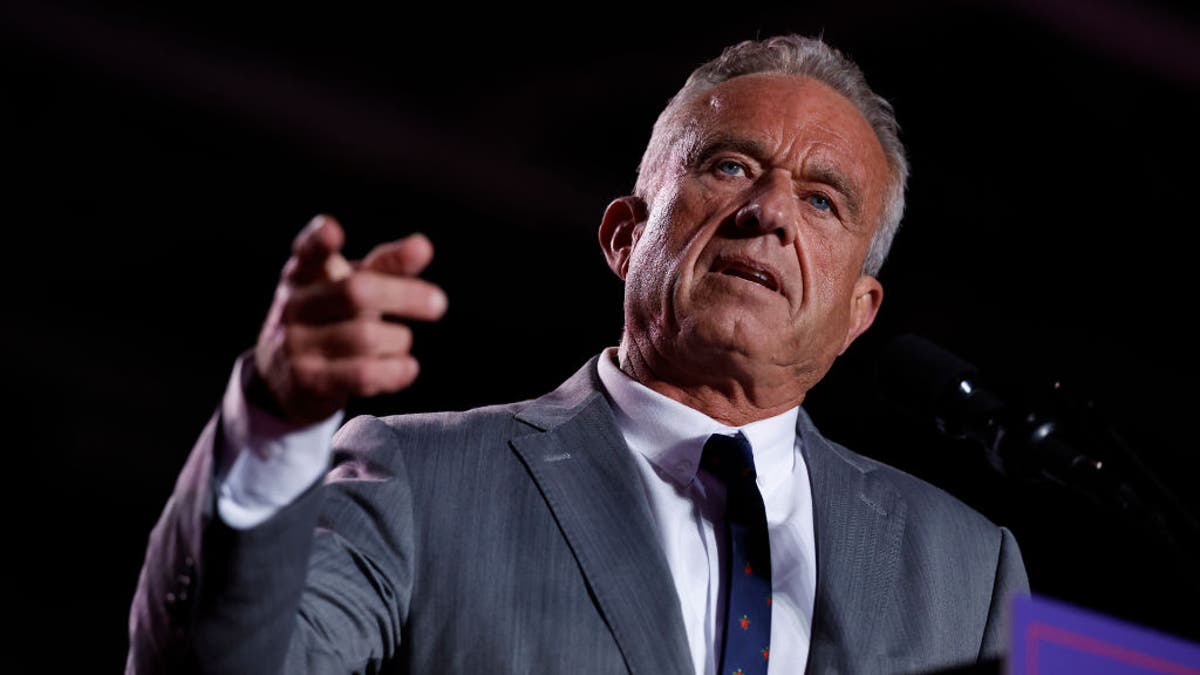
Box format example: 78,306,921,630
701,432,772,675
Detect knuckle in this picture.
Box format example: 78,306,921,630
397,359,419,385
376,366,404,394
279,289,303,323
399,287,431,318
353,360,375,385
403,283,426,307
349,321,376,352
398,363,417,387
290,358,321,393
281,325,304,356
352,361,379,395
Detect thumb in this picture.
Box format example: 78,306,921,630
286,214,348,284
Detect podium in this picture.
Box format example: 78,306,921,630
1009,594,1200,674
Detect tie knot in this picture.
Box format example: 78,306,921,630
700,432,757,484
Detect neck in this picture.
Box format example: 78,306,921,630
616,339,807,426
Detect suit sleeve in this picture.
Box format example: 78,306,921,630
978,525,1031,663
125,413,415,675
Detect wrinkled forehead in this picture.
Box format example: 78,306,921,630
673,74,890,207
690,74,882,158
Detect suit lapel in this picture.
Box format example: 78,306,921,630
511,358,693,675
799,410,908,673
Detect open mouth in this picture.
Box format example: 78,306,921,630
712,257,781,294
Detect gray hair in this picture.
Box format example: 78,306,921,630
634,35,908,277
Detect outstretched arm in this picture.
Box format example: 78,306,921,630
126,215,446,674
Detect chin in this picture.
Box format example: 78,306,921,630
678,313,787,368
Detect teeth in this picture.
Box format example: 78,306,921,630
720,266,775,291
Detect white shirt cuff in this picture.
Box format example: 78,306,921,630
215,355,343,529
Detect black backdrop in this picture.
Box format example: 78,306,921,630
5,1,1198,670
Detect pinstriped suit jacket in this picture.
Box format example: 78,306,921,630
126,355,1028,674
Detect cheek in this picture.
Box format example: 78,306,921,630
633,194,689,282
626,228,697,328
803,204,873,267
624,221,674,315
629,180,726,311
795,224,840,291
797,226,867,315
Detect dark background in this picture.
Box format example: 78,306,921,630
5,0,1198,670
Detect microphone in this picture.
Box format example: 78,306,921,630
877,333,1200,571
875,333,1102,486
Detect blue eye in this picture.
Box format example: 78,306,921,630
808,194,832,211
716,160,746,177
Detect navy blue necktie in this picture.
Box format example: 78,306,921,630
702,432,772,675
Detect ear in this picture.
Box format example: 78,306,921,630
839,275,883,355
598,196,647,280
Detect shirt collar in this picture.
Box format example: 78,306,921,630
596,347,798,492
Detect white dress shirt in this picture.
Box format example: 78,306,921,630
215,356,343,529
596,348,816,675
216,349,816,674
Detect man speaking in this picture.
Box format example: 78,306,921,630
127,34,1028,674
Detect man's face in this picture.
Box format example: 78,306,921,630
612,73,891,395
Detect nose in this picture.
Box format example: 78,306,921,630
733,170,799,246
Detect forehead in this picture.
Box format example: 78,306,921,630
679,73,889,202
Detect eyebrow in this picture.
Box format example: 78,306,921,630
804,161,863,224
686,133,865,223
686,134,770,170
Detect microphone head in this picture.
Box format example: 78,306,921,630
877,333,980,425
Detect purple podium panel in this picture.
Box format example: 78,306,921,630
1010,594,1200,675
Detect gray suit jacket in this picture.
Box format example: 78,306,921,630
127,355,1028,674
